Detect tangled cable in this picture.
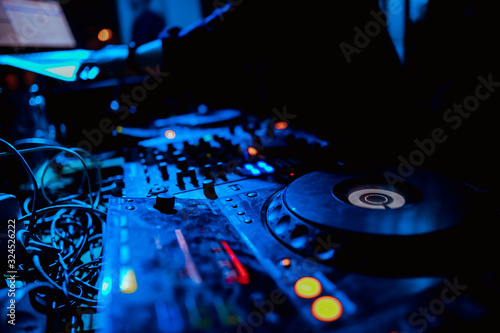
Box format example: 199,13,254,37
1,138,111,332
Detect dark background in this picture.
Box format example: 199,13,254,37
1,0,499,190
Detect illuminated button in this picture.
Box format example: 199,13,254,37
165,130,176,139
98,28,113,42
247,146,258,156
279,258,291,268
119,268,138,294
311,296,343,322
244,163,261,176
256,161,275,173
294,277,322,299
274,121,288,130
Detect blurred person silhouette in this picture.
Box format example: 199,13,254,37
130,0,166,46
80,0,408,162
78,0,500,186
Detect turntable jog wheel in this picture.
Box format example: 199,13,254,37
264,170,476,274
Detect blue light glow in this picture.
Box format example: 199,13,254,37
256,161,275,174
251,169,261,176
29,84,39,93
244,163,262,176
0,49,92,81
88,66,100,80
110,100,120,111
79,66,89,80
101,276,112,296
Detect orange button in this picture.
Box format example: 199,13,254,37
294,277,322,299
247,146,258,156
311,296,343,322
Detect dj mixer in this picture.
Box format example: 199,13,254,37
97,109,498,333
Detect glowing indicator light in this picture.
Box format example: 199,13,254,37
29,84,39,93
101,276,112,296
290,173,295,177
116,126,123,134
119,268,138,294
79,66,89,80
311,296,343,322
247,146,258,156
110,100,120,110
279,258,291,267
256,161,275,173
251,169,261,176
244,163,262,176
165,130,176,139
294,277,322,299
88,66,100,80
274,121,288,130
220,241,250,284
98,29,113,42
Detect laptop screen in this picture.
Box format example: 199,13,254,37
0,0,76,51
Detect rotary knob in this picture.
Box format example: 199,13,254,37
155,193,176,213
203,179,217,199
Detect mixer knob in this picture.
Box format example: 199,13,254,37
172,151,182,160
159,161,169,180
183,140,193,152
177,156,189,172
204,164,214,180
176,170,185,188
188,167,198,185
203,179,217,199
167,143,176,154
154,193,176,213
216,162,227,180
197,154,209,168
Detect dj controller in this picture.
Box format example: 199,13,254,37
97,109,498,333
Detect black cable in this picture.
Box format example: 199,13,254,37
1,139,108,329
0,145,101,208
0,137,38,230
